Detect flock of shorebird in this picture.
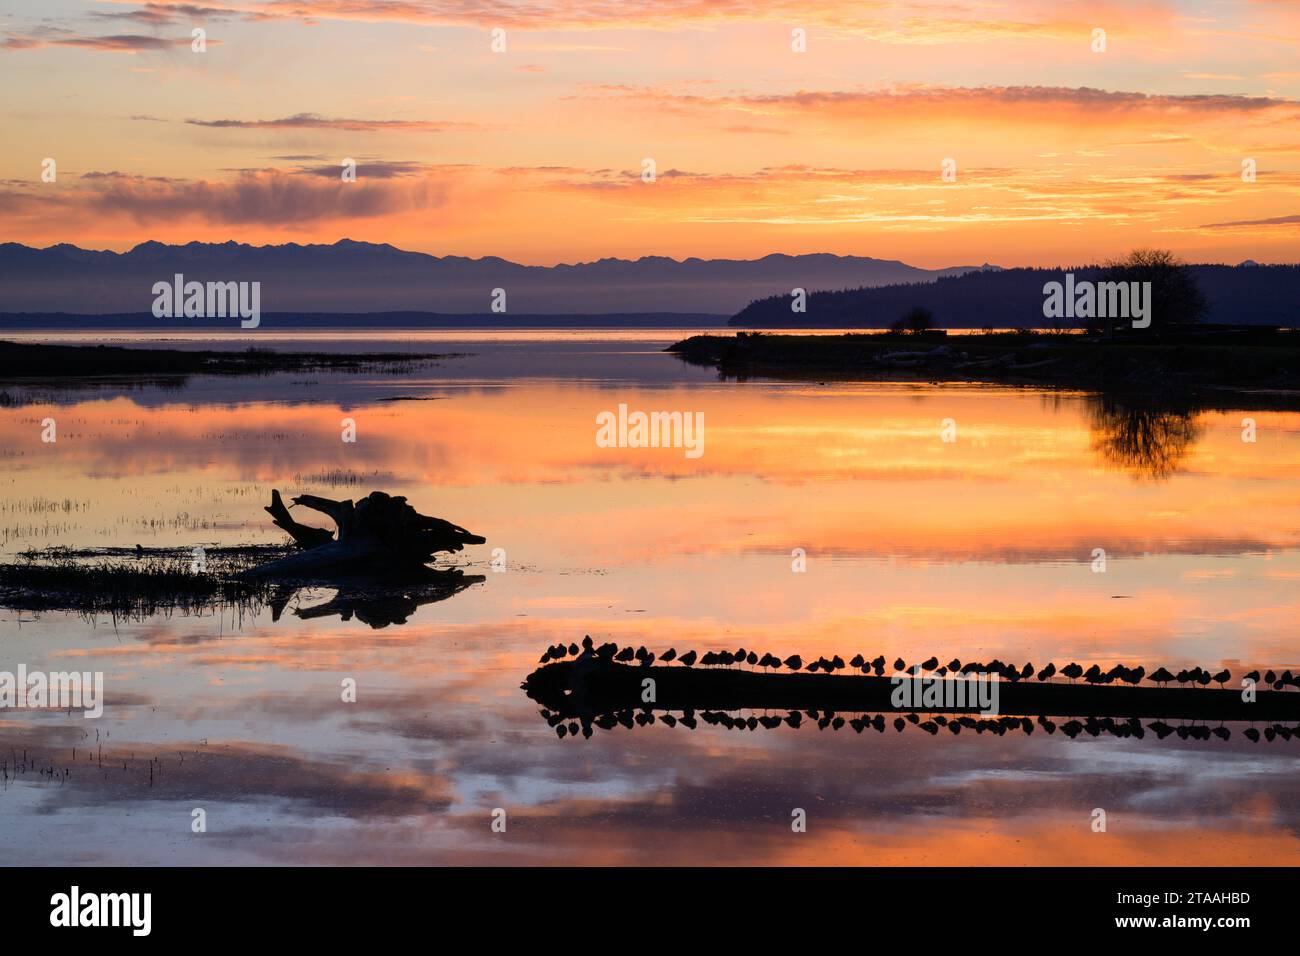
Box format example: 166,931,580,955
537,637,1300,691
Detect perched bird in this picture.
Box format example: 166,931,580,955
1148,667,1174,687
615,646,634,663
1062,662,1083,683
661,647,677,663
921,656,939,671
1037,662,1056,682
679,649,697,667
784,655,803,671
893,657,906,672
947,658,962,672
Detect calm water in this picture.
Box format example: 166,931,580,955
2,330,1299,865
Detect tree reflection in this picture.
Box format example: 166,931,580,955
1086,395,1202,481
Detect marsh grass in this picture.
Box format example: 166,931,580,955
0,545,292,620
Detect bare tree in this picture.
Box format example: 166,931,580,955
1092,249,1207,336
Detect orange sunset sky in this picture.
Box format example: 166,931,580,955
2,0,1299,266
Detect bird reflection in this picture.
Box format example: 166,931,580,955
524,640,1300,746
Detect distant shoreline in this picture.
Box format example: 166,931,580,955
0,311,732,330
668,329,1300,400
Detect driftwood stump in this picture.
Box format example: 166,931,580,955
245,490,485,582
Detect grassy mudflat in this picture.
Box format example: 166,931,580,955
0,339,448,383
0,546,288,618
668,329,1300,394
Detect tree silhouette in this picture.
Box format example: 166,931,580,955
1092,249,1208,336
895,305,935,334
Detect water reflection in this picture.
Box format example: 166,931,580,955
3,332,1300,865
1085,396,1202,481
272,572,484,628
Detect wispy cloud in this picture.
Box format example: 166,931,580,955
1201,213,1300,229
184,113,482,132
1,30,206,53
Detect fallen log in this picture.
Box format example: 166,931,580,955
245,489,485,582
524,656,1300,725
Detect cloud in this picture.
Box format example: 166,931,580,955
1200,213,1300,229
91,3,242,25
16,168,446,225
1,29,206,53
88,0,1177,44
295,160,428,178
185,112,481,133
579,83,1298,121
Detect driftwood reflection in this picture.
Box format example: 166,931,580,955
268,569,484,629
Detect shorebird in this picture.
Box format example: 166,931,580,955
679,649,697,667
1037,662,1056,682
1148,667,1174,688
1061,663,1083,683
660,647,677,663
784,655,802,671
